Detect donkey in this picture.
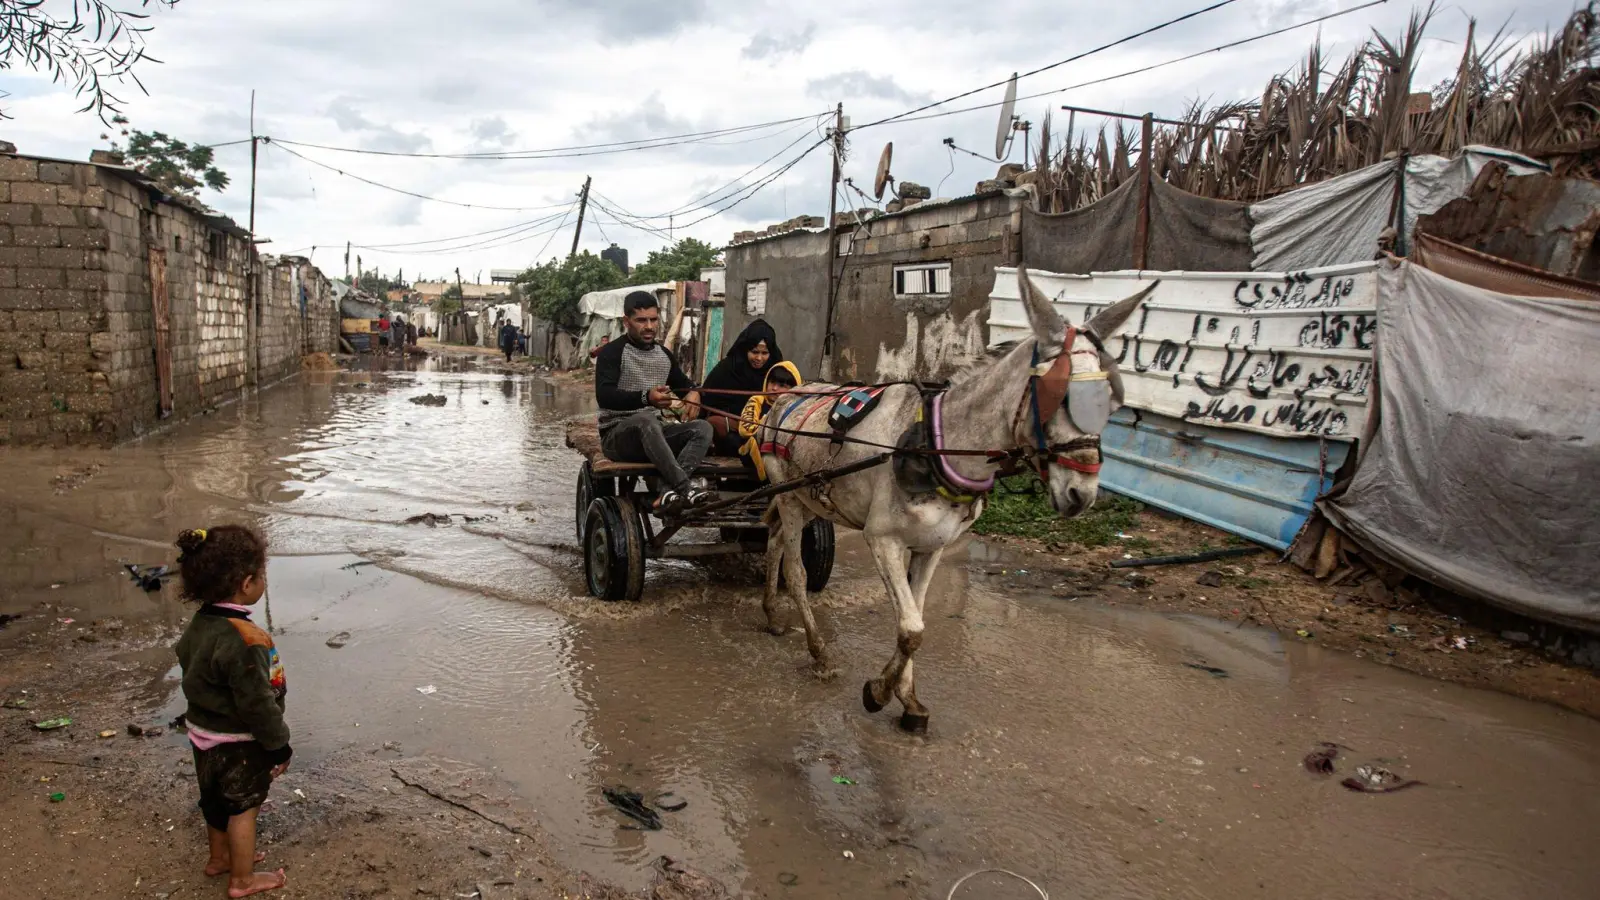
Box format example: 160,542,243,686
757,267,1154,733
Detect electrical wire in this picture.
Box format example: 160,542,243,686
882,0,1388,127
356,201,580,256
266,141,574,212
266,112,831,160
589,117,828,222
530,204,577,262
351,209,573,250
852,0,1244,132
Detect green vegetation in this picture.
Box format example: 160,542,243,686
102,116,228,199
973,474,1149,548
518,251,624,327
625,237,721,286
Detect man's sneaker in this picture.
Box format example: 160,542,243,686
653,490,686,515
685,487,716,507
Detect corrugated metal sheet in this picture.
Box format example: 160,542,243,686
989,264,1379,440
987,265,1369,548
1102,408,1346,550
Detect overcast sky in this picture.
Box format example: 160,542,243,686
0,0,1583,283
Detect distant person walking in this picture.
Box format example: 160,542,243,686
405,321,418,347
498,319,518,362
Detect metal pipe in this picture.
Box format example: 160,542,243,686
657,542,764,559
1109,546,1264,569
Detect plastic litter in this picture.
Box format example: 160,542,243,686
831,776,856,785
48,792,65,803
33,717,71,731
416,685,437,695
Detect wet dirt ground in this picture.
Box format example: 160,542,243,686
3,351,1599,899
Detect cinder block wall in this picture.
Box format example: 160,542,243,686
0,156,117,441
1,154,342,445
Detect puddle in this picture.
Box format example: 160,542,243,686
4,359,1599,899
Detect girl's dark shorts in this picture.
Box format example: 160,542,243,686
193,741,275,830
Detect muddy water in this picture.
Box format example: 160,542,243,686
3,359,1598,899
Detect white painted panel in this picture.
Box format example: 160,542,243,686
989,263,1380,440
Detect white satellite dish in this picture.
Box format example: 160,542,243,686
994,73,1019,160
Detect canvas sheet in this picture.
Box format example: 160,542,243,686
1322,260,1600,630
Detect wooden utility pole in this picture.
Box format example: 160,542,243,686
248,91,259,238
821,102,845,380
1132,112,1153,270
570,176,592,258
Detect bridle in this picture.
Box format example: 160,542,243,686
1010,326,1107,479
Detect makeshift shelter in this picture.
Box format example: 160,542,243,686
576,282,680,361
1317,260,1600,632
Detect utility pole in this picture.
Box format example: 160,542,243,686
821,101,845,380
669,214,674,242
345,241,351,284
569,175,592,258
247,90,260,388
248,91,259,239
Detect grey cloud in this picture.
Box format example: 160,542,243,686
742,23,816,60
579,93,696,144
806,71,927,105
575,0,709,43
470,116,516,149
326,97,432,154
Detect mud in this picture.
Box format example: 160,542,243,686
3,352,1599,899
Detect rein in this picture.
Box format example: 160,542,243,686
682,335,1109,480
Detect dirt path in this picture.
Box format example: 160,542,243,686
3,358,1598,899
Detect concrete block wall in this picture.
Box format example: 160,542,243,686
1,153,342,445
831,193,1018,382
0,157,118,441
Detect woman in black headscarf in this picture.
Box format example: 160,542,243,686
701,319,783,455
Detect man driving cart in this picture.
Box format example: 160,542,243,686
593,291,713,513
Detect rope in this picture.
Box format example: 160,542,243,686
947,868,1049,900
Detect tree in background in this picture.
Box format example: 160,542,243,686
101,115,228,199
437,284,464,315
626,238,721,286
0,0,179,121
519,251,623,327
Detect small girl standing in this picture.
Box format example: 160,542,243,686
173,526,290,898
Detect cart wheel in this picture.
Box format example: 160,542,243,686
575,462,613,542
583,496,644,602
801,518,836,592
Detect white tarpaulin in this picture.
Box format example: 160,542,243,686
1323,260,1600,631
576,282,678,360
989,263,1378,440
1249,147,1548,271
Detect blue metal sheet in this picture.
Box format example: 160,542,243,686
1099,408,1348,550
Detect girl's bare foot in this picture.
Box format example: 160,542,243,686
227,868,286,898
206,851,266,877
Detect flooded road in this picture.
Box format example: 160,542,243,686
3,358,1598,899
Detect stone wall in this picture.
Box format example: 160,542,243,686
0,153,340,445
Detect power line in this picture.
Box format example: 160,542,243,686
266,141,573,211
266,112,831,161
350,210,574,250
883,0,1390,127
589,118,827,223
852,0,1245,133
531,204,577,262
356,201,580,256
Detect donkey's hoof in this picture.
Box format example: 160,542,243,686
811,662,840,682
862,680,886,714
897,711,930,734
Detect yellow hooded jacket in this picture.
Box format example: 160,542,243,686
738,361,803,480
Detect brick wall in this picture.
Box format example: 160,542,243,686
0,153,341,445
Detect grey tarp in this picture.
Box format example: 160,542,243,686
1023,176,1253,273
1322,260,1600,631
1249,147,1549,271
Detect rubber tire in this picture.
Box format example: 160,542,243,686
800,518,836,593
583,496,645,602
575,462,613,542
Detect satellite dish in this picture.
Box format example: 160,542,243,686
994,73,1019,160
873,142,894,201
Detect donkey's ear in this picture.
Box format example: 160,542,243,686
1016,266,1065,347
1085,279,1159,342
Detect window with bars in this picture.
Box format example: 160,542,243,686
745,279,768,315
893,262,951,298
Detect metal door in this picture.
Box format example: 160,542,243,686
149,247,173,417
